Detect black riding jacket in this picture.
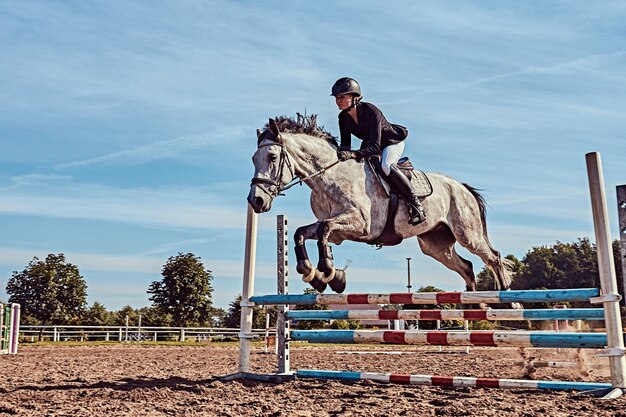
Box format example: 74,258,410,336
338,102,408,161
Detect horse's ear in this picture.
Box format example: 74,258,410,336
269,118,280,137
256,129,262,139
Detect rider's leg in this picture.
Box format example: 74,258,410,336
382,144,426,225
381,142,404,176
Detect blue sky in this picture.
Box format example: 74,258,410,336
1,1,625,311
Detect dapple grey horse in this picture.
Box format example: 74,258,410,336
248,115,512,294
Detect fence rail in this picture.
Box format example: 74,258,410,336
19,325,274,342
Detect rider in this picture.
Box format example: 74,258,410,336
331,77,426,225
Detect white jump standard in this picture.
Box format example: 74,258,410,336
1,303,20,355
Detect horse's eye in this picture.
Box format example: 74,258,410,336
270,154,278,161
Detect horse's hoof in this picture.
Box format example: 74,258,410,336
328,269,346,293
510,302,523,310
301,268,315,283
320,267,336,284
308,276,327,293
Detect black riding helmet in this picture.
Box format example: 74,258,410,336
331,77,362,99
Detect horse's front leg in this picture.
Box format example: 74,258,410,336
294,223,327,292
315,211,369,293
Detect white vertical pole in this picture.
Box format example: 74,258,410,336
0,304,5,352
9,304,20,354
617,185,626,307
238,205,258,373
277,215,291,374
586,152,626,394
436,320,442,352
263,310,270,354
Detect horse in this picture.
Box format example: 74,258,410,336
248,114,513,295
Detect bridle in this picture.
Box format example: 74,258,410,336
250,135,295,198
250,131,340,198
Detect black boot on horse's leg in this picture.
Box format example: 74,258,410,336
386,164,426,225
294,230,326,292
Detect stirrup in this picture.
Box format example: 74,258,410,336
408,204,426,225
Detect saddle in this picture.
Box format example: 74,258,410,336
367,156,433,247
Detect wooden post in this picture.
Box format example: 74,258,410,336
585,152,626,396
617,185,626,307
238,205,258,373
277,215,290,374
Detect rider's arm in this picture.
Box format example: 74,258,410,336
354,105,382,161
338,112,352,151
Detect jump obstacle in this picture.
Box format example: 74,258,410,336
232,152,626,398
1,303,20,355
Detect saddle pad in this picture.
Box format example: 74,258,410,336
409,169,433,198
367,158,433,198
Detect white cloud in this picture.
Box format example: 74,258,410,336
54,126,250,170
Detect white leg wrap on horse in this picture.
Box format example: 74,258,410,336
301,267,315,283
320,267,336,284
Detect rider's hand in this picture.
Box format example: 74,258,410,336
337,150,357,161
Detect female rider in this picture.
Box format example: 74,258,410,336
331,77,425,225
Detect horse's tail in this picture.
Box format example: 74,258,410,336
462,183,513,290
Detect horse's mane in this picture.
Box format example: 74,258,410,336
264,113,339,148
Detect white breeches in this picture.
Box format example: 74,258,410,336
381,141,405,175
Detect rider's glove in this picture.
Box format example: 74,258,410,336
337,150,357,161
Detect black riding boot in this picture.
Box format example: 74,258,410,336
386,164,426,225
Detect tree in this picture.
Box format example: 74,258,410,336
402,285,455,330
292,288,329,330
513,239,599,291
6,253,87,324
83,302,114,326
147,252,214,327
222,294,273,329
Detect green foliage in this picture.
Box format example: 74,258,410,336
136,306,173,327
293,288,329,330
6,254,87,324
147,252,214,327
403,285,454,330
83,302,114,326
469,320,496,330
330,319,363,329
222,294,275,329
514,239,598,291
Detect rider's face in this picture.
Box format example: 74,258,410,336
335,94,353,111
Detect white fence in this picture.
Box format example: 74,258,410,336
20,325,273,342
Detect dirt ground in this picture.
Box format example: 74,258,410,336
1,343,626,417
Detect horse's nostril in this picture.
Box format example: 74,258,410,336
255,197,264,207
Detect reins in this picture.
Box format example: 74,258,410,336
279,160,340,193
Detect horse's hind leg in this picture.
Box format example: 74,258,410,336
417,226,477,292
451,225,512,291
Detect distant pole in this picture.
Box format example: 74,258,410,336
406,258,412,292
617,185,626,307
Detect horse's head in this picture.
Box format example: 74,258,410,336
248,118,295,213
